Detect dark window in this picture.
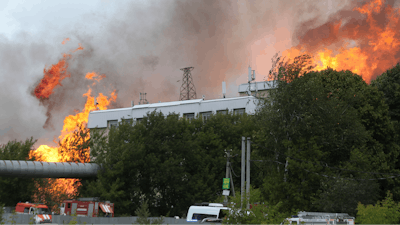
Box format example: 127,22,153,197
67,203,71,208
107,120,118,128
184,113,195,122
201,112,212,122
219,210,229,219
122,118,133,124
234,108,245,115
167,114,179,119
217,110,228,115
192,214,217,220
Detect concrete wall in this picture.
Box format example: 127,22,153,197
2,213,193,224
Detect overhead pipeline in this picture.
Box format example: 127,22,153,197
0,160,101,178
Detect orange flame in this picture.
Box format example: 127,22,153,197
72,43,84,53
33,54,70,99
85,72,106,86
30,83,117,162
33,43,84,100
282,0,400,83
62,38,70,45
31,46,117,211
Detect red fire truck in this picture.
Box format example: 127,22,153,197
15,202,52,224
60,197,114,217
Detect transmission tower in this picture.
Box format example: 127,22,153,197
179,67,197,101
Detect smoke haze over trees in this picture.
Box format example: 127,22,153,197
0,0,360,146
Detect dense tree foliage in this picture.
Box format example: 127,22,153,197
371,64,400,198
356,191,400,224
5,55,400,222
252,55,399,216
79,57,400,219
0,138,36,206
372,63,400,122
81,111,256,217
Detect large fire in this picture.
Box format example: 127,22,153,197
33,45,84,99
30,86,117,163
29,42,117,211
283,0,400,83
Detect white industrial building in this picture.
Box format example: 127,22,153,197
238,80,275,97
87,80,274,129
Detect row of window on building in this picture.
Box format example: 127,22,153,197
106,108,246,128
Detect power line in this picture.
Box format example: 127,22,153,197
251,159,400,181
250,140,400,176
251,141,400,180
230,165,239,178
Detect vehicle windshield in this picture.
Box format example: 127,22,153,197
36,208,51,214
219,209,229,219
192,213,217,221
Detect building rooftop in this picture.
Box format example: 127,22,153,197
88,96,258,129
238,80,276,93
89,96,255,114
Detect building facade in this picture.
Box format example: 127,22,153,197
88,96,258,130
87,81,274,130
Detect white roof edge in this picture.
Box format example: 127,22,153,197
89,96,256,114
238,81,276,92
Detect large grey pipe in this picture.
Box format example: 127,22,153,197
0,160,101,178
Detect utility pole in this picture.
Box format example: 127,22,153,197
246,137,251,210
229,165,235,198
224,150,231,203
241,136,251,209
241,137,245,209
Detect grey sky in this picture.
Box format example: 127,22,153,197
0,0,355,148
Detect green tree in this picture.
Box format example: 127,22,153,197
134,200,164,225
221,187,294,224
0,138,36,206
371,64,400,199
254,54,397,214
312,178,379,216
82,110,256,217
356,191,400,224
372,63,400,122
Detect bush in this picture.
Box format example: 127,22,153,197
356,191,400,224
222,187,294,224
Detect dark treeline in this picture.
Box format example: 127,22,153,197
81,54,400,219
2,54,400,222
81,112,255,217
0,138,37,206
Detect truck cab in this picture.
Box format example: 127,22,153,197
15,202,52,224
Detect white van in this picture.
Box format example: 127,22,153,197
186,203,230,223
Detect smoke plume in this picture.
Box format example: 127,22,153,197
0,0,360,145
